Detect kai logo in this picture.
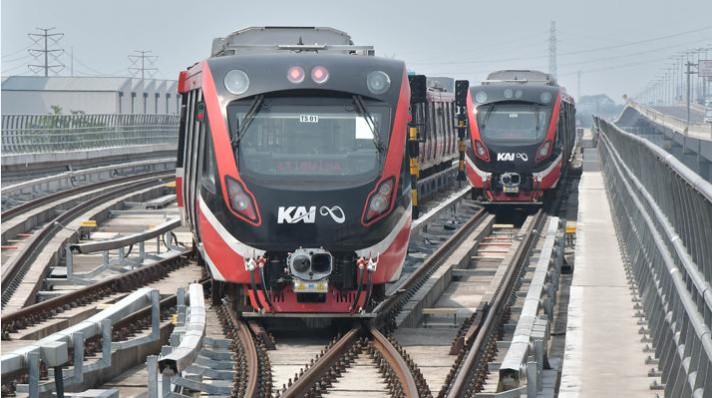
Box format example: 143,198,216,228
496,152,529,162
278,206,346,224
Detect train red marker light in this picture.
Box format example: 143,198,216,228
311,66,329,84
287,66,305,84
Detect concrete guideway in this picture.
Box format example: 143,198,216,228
559,166,657,397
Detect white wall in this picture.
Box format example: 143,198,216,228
1,91,119,114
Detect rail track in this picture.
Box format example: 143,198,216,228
0,173,576,398
1,171,175,310
222,172,576,397
140,187,549,398
1,169,173,220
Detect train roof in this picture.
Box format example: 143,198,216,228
426,77,455,93
211,26,375,57
483,70,558,87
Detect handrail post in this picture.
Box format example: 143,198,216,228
151,290,161,340
73,331,84,383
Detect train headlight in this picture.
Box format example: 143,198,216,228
370,195,389,213
535,140,552,162
225,176,259,224
362,177,395,225
503,89,513,99
224,70,250,95
475,140,490,162
540,92,552,104
475,92,488,104
367,71,391,95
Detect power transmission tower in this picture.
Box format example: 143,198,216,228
128,50,158,80
28,27,64,76
548,21,557,79
685,60,698,125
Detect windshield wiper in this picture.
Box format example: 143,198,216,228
481,104,496,130
535,104,541,132
352,95,384,153
231,94,264,149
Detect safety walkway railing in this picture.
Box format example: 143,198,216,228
594,116,712,397
625,101,712,140
147,283,222,398
1,114,179,154
498,217,563,397
61,217,184,283
0,288,162,397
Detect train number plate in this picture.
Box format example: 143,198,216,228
299,114,319,123
503,186,519,193
293,279,328,293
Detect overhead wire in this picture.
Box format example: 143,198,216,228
409,24,712,67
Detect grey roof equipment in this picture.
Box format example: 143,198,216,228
210,26,375,57
483,70,558,86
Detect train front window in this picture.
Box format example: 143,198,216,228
228,96,390,181
477,103,550,144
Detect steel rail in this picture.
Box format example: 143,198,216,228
446,210,546,398
1,170,174,221
1,251,187,338
369,327,419,397
227,306,261,398
374,207,488,324
1,174,173,308
279,327,361,398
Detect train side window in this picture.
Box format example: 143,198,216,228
183,90,196,227
201,129,217,193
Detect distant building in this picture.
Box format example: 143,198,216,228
1,76,179,115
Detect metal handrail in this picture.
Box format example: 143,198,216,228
607,112,712,202
0,287,159,375
499,217,560,389
623,101,712,140
70,218,180,254
1,158,175,197
595,115,712,396
1,114,179,155
158,283,206,374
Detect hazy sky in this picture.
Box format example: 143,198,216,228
2,0,711,102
